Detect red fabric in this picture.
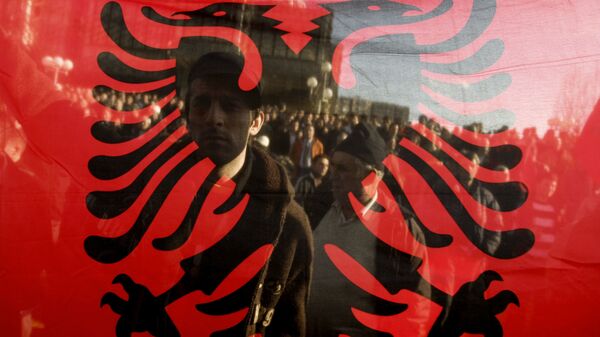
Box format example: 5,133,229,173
1,0,600,336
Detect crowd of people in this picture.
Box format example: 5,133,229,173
251,103,584,228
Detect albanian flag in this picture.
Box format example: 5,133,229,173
2,0,600,336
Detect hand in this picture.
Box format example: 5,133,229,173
429,270,519,337
100,274,180,337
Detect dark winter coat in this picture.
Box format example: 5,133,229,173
182,146,313,337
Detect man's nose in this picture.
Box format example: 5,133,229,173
205,100,225,126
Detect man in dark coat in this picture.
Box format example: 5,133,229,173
294,154,330,207
100,52,313,337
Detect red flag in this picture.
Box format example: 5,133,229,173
2,0,600,336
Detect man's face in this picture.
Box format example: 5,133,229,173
187,77,255,166
311,157,329,178
330,151,373,205
306,125,315,140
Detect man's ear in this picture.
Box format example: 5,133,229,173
249,110,265,136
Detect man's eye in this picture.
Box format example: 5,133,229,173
221,100,244,113
191,96,211,111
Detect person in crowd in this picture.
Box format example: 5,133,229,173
294,154,330,208
307,123,389,336
290,123,325,179
287,119,301,153
343,112,359,134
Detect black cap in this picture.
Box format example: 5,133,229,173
334,122,388,169
188,52,261,109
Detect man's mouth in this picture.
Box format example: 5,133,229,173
199,132,230,143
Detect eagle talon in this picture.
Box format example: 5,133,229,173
112,273,129,283
489,290,520,314
112,273,134,287
101,274,180,337
479,270,503,286
429,270,518,337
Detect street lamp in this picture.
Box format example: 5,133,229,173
323,88,333,100
307,76,319,111
42,55,74,90
307,62,335,114
319,62,333,114
307,76,318,92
